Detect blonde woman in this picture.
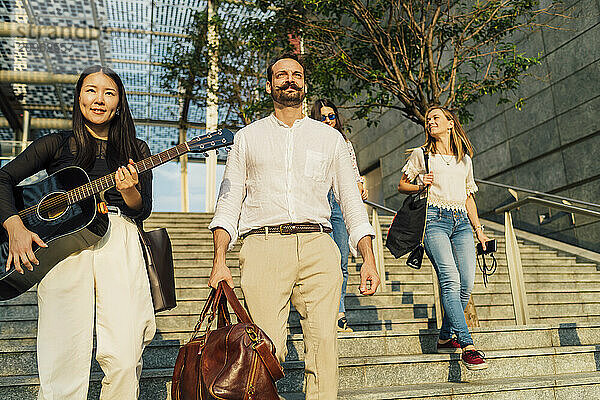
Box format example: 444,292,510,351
397,107,489,370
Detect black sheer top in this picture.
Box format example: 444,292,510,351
0,131,153,225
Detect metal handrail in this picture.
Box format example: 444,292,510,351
476,179,600,210
495,196,600,219
477,177,600,326
362,200,394,292
364,200,396,215
367,180,598,326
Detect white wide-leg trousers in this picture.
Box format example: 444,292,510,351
36,214,156,400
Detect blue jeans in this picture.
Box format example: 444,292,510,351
424,206,476,347
328,190,349,314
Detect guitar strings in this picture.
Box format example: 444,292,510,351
19,145,185,217
23,136,229,217
18,138,226,219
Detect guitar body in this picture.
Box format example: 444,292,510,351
0,166,108,300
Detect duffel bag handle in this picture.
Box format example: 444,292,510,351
216,288,231,328
216,281,253,324
209,284,232,328
191,287,221,338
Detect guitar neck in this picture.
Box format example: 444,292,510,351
67,142,190,204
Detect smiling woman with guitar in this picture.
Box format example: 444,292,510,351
0,65,156,400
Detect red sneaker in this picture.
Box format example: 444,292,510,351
436,339,462,354
462,350,488,370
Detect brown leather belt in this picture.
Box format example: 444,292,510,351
243,223,332,238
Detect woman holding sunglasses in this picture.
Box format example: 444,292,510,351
311,99,368,332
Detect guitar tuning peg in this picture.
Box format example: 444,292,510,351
203,152,209,157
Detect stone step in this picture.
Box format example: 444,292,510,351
6,284,600,309
164,277,600,293
169,253,583,266
165,268,600,285
6,293,600,325
0,370,173,400
164,263,599,277
2,336,600,393
298,323,600,356
0,341,179,378
166,260,598,275
6,287,600,315
5,297,600,329
278,345,600,391
3,322,600,360
332,372,600,400
0,301,437,321
0,314,437,336
531,315,600,325
0,324,597,375
5,370,596,400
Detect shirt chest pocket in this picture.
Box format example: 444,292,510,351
304,150,328,182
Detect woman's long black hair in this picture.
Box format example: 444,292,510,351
310,98,347,140
72,65,143,170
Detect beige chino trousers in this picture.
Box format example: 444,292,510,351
36,214,156,400
239,231,342,400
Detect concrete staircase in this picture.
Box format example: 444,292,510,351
0,212,599,399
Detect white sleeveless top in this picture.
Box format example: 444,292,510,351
401,147,478,211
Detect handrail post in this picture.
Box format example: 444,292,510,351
430,266,443,329
21,110,30,153
371,208,387,292
504,211,530,325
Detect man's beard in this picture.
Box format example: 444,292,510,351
271,81,305,107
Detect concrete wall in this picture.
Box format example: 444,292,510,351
348,0,600,252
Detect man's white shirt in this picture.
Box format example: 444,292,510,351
209,114,375,251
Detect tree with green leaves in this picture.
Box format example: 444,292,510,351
248,0,567,126
161,5,274,128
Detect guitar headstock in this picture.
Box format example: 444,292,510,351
187,128,235,153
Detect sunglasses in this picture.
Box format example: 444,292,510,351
320,113,337,122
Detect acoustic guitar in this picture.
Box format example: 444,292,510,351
0,129,234,301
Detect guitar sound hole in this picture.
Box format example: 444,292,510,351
37,192,68,221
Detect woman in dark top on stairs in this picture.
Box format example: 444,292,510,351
0,65,155,399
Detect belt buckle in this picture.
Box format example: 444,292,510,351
279,224,293,235
106,205,122,216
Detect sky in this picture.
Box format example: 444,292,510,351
153,161,226,212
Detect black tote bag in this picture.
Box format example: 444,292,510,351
137,225,177,313
385,150,429,266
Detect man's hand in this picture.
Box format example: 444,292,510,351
209,227,234,289
209,256,234,289
356,235,380,295
359,259,379,295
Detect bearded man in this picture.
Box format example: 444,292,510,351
208,54,379,399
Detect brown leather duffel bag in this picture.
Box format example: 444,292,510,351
172,281,284,400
